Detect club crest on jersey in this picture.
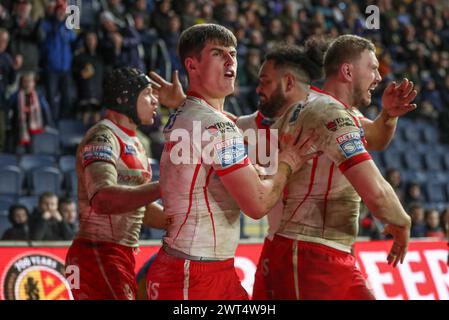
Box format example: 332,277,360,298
164,109,182,131
124,144,137,155
206,124,219,136
289,103,303,123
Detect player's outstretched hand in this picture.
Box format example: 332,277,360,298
383,223,410,267
279,128,321,174
149,70,186,109
381,78,418,117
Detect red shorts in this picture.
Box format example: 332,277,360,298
267,235,375,300
252,237,276,300
146,248,248,300
65,238,137,300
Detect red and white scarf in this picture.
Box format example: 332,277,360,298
18,90,44,145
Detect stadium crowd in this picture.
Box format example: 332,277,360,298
0,0,448,242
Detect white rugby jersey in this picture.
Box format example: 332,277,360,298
161,93,250,259
274,87,372,253
236,111,283,241
76,119,152,247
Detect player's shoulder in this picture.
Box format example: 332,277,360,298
305,87,347,114
235,111,258,131
82,122,117,146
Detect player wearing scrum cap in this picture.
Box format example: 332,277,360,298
65,67,169,300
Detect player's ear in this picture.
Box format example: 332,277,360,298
285,73,295,92
185,57,196,73
339,63,353,83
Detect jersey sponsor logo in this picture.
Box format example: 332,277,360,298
81,145,113,166
338,136,365,158
289,103,303,123
124,144,137,155
336,131,361,144
208,121,238,135
214,137,246,169
1,253,73,300
326,117,356,131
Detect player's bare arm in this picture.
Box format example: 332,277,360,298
143,202,172,230
220,129,318,219
86,161,161,215
343,160,411,267
362,78,418,150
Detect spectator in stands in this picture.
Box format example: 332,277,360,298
441,207,449,238
409,203,427,238
421,78,444,113
0,28,20,152
79,0,103,31
404,182,425,208
129,0,151,30
7,72,54,153
151,0,172,35
385,168,404,204
161,14,183,73
180,1,197,30
29,192,73,241
98,10,144,72
1,204,30,241
104,0,127,25
59,197,78,237
425,208,445,240
8,0,43,74
40,1,76,120
72,31,105,126
359,212,384,240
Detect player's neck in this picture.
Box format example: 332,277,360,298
187,86,225,111
105,110,137,133
322,80,355,108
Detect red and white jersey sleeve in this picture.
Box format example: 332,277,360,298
276,88,371,252
160,96,249,260
76,119,152,247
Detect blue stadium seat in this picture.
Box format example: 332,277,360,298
382,150,402,170
19,154,57,172
402,152,423,170
426,171,447,184
422,126,439,143
59,155,76,173
369,151,383,167
149,158,160,181
58,120,86,151
403,128,422,143
402,170,427,184
0,153,18,167
0,215,11,239
423,153,443,171
30,167,63,196
425,182,447,203
0,165,23,196
0,195,16,216
31,129,61,155
18,196,39,213
443,153,449,171
67,169,78,197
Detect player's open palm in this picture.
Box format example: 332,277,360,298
381,78,418,117
279,128,321,173
149,70,185,109
383,223,410,267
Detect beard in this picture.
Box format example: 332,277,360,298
353,82,371,108
257,84,288,118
